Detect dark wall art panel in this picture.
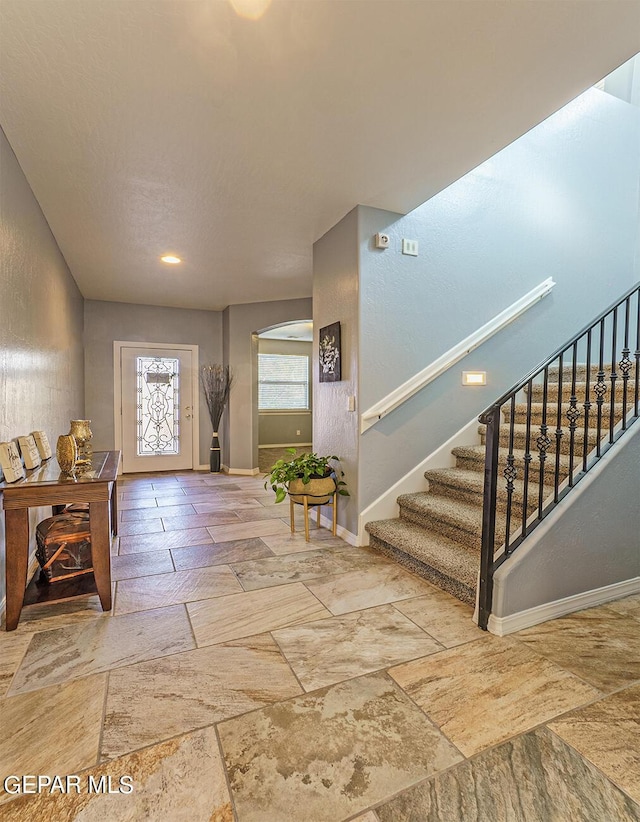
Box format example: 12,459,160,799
319,322,341,382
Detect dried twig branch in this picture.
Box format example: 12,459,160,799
200,364,234,431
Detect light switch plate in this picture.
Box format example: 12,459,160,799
402,238,419,256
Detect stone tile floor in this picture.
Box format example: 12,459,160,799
0,470,639,821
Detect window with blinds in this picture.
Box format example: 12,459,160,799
258,354,310,410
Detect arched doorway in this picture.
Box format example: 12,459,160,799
256,320,313,472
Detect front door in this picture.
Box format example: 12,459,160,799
120,346,195,473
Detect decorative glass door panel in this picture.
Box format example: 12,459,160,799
136,356,180,456
121,347,194,473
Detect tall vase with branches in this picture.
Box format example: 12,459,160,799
200,364,234,473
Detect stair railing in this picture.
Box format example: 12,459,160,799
478,283,640,630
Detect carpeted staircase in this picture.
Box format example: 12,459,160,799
365,364,634,606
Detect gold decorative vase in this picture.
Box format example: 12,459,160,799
56,435,78,475
69,420,93,463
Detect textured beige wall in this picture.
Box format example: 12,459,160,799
0,127,85,603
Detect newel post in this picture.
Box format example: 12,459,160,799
478,404,501,631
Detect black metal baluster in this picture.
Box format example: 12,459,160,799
595,318,607,457
618,296,632,430
521,380,533,536
537,366,550,517
567,342,580,486
582,329,592,472
635,289,640,418
503,396,517,553
554,354,564,503
609,306,618,443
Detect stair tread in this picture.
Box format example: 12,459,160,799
526,378,631,398
425,466,543,494
452,444,571,469
398,492,488,537
478,422,600,442
366,519,478,588
452,444,496,460
424,467,485,491
512,401,630,410
546,364,637,379
424,467,554,514
506,401,633,423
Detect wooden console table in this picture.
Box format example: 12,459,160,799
1,450,120,631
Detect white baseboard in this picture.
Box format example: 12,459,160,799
258,443,312,449
201,464,263,473
318,513,358,546
221,464,261,476
487,576,640,636
358,416,481,545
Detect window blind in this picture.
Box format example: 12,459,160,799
258,354,309,410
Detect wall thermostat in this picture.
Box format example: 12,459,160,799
374,232,390,249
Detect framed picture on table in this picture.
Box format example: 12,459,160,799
18,435,42,470
32,430,53,460
0,441,26,483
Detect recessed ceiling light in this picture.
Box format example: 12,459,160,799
161,255,181,264
230,0,272,20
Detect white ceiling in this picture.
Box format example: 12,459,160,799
1,1,639,311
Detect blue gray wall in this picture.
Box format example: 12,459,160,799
84,300,223,466
313,208,360,534
0,127,85,604
357,88,640,510
493,421,640,618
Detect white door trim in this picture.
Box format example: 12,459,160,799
114,341,200,474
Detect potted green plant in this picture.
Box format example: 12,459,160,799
264,448,349,504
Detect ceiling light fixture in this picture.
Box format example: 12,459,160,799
229,0,272,20
161,255,181,264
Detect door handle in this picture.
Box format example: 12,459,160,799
184,405,192,420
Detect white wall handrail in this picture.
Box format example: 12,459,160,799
360,277,556,433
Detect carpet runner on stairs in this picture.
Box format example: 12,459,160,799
365,365,635,608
